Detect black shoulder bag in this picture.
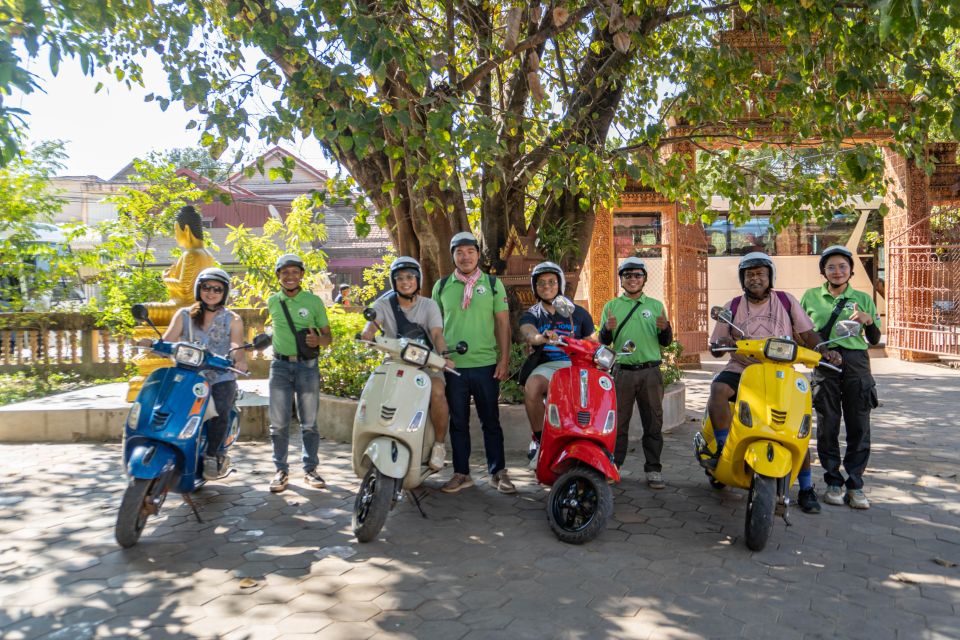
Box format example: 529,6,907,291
280,300,320,360
817,298,848,342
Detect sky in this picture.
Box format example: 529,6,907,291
14,53,333,179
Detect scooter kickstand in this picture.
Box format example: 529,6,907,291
782,497,793,527
406,489,428,519
182,493,204,523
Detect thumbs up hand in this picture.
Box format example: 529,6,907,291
656,310,669,330
849,302,872,325
605,314,618,331
305,327,321,347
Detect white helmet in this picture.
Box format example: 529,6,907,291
738,252,775,289
449,231,480,254
194,267,231,305
618,257,647,277
274,253,305,273
530,261,565,300
390,256,422,294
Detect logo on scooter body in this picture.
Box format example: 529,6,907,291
598,376,612,391
795,377,809,393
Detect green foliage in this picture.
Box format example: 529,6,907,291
0,141,77,310
5,1,960,281
83,158,207,335
535,218,582,270
351,252,396,307
0,370,125,407
660,340,684,387
227,194,328,308
317,310,382,398
499,342,530,405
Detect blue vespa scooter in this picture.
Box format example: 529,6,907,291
115,304,270,548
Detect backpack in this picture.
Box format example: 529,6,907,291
435,273,499,316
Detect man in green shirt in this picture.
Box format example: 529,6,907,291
800,245,881,510
598,257,673,489
433,231,514,494
266,254,332,494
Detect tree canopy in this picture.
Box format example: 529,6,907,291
4,1,959,284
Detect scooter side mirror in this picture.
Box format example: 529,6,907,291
250,333,272,351
621,340,636,354
833,320,860,338
711,306,732,323
131,304,150,323
455,341,468,355
552,295,575,319
130,303,162,338
362,308,377,321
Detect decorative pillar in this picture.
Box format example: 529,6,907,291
584,206,616,321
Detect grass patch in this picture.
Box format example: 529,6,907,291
0,371,125,406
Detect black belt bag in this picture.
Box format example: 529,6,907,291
280,300,320,360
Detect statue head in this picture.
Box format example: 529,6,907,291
174,205,204,249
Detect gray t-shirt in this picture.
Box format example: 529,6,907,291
370,293,443,341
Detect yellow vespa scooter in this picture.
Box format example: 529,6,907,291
694,306,856,551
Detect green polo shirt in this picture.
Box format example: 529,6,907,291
267,289,329,358
600,293,666,364
800,283,879,351
432,273,509,368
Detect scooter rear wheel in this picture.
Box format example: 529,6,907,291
547,466,613,545
744,474,776,551
115,477,164,548
353,467,394,543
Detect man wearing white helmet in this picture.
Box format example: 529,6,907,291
266,253,332,493
432,231,514,494
519,261,595,468
141,267,247,481
598,257,672,489
706,252,839,513
801,245,881,510
361,256,453,471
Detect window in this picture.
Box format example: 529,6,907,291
613,213,663,258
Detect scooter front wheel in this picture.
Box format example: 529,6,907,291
744,474,776,551
115,477,165,548
353,467,395,543
547,466,613,545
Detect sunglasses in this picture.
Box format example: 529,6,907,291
200,284,225,294
620,272,645,280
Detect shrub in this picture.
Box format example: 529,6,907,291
660,340,684,386
318,309,382,398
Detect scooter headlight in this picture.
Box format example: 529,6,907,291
602,410,616,435
174,344,205,367
593,346,616,371
400,342,430,367
738,401,753,427
127,402,141,429
798,415,811,439
178,415,202,439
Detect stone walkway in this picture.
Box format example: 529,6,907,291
1,358,958,639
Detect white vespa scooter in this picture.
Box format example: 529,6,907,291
351,308,467,542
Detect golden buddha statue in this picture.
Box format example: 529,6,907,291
127,205,218,400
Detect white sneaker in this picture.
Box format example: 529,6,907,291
528,446,540,470
429,442,446,471
202,456,219,481
823,485,845,506
845,488,870,509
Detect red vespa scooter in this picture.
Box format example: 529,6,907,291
535,328,624,544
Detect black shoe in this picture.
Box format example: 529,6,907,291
798,487,821,514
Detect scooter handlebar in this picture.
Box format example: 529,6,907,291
816,361,842,373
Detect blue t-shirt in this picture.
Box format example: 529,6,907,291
519,304,595,362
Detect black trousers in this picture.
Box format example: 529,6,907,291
207,380,238,458
813,348,876,490
613,367,664,471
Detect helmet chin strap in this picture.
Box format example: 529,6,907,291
397,290,418,301
744,286,771,303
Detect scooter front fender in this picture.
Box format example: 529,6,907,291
743,441,792,478
127,443,179,480
363,436,410,480
551,441,620,483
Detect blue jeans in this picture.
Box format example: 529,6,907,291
269,358,321,473
445,365,505,476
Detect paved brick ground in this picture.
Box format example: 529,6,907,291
1,358,959,639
